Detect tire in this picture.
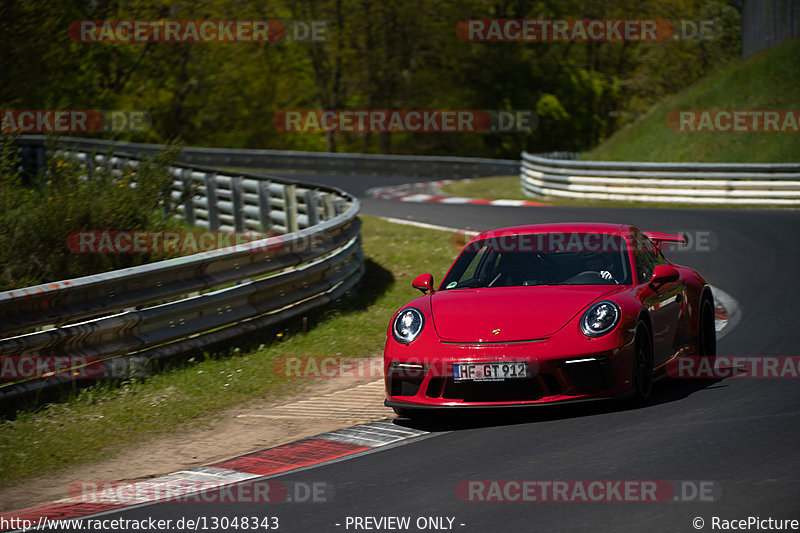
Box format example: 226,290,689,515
632,321,654,400
698,296,717,357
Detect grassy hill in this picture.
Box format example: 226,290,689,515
584,38,800,163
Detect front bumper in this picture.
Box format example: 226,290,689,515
384,336,634,408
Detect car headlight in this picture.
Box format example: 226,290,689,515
580,301,620,337
392,307,425,344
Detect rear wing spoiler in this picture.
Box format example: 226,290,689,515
644,232,687,248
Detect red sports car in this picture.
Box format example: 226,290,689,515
383,223,716,416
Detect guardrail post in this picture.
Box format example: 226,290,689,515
257,179,272,231
231,176,245,232
284,183,298,233
304,190,320,226
181,169,195,226
161,163,171,218
333,199,346,215
18,140,46,184
204,172,220,230
84,153,95,180
321,194,336,220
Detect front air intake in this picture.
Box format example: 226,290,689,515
387,361,426,397
563,357,615,392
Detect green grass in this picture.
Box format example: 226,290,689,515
0,216,458,488
585,39,800,163
442,176,530,201
0,353,298,487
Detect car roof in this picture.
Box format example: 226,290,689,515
474,222,629,241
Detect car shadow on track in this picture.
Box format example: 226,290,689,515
392,377,726,432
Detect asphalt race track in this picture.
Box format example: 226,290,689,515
82,175,800,533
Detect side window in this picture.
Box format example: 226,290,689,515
458,246,500,284
654,245,667,266
632,233,665,284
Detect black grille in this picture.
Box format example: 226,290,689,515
540,373,562,395
389,376,424,396
426,377,446,398
442,378,543,402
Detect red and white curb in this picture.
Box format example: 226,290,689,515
711,285,741,340
0,421,430,530
368,179,547,207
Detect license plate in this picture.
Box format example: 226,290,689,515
452,362,528,382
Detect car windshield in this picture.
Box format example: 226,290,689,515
440,233,632,289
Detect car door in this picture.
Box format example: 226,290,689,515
632,231,685,366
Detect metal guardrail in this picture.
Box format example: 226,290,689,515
19,135,519,179
1,140,364,403
521,152,800,206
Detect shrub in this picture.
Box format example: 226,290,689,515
0,136,185,291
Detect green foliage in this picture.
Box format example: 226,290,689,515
699,0,742,66
536,94,570,122
585,38,800,162
0,0,745,157
0,138,182,290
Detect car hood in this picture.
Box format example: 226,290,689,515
430,286,620,342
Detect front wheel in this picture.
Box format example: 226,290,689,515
632,321,654,400
698,296,717,357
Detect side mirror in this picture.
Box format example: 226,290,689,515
412,273,435,294
649,264,679,290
